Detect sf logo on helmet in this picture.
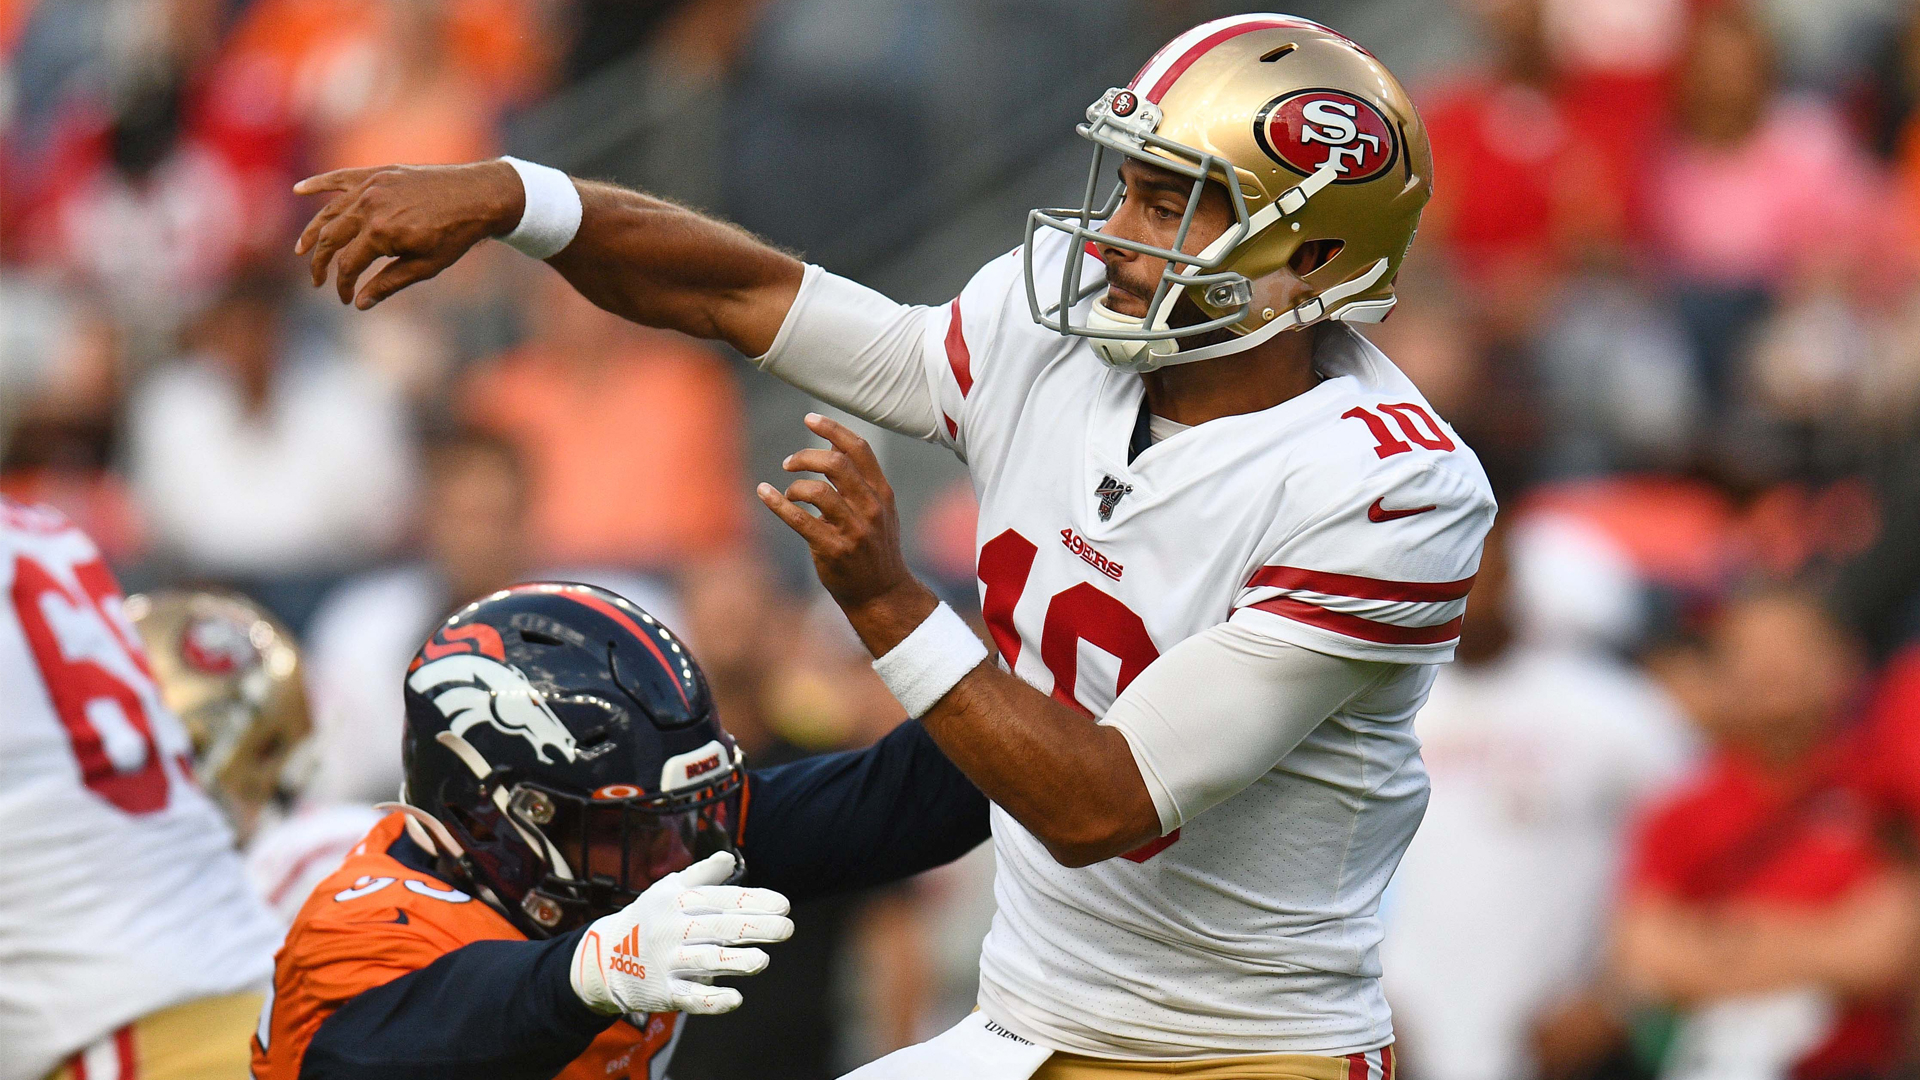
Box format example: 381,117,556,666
1254,89,1397,182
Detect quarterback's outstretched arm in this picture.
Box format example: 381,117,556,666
295,160,952,437
294,160,802,355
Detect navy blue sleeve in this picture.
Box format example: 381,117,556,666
299,926,613,1080
740,718,990,901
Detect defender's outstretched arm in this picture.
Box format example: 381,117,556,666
294,161,803,356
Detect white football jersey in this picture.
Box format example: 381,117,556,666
244,802,387,925
0,501,280,1080
910,232,1495,1057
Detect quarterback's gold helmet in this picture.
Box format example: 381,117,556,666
125,589,310,838
1026,14,1432,372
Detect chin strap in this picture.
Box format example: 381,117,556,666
1162,257,1392,367
377,798,467,859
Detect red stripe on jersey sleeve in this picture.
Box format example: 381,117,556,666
1248,596,1463,646
945,298,973,397
1246,565,1476,604
943,414,958,439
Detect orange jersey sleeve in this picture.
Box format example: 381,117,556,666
252,813,680,1080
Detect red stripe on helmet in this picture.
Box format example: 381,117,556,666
546,587,692,710
1136,18,1302,103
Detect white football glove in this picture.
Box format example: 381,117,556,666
569,850,794,1016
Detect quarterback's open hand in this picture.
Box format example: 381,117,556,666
293,161,524,309
760,415,930,623
570,851,793,1017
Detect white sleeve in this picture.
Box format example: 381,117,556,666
1232,459,1496,664
752,263,945,441
1097,620,1391,833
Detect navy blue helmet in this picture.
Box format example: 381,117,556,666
401,583,744,937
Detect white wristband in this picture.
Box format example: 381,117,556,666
498,156,582,260
871,602,988,718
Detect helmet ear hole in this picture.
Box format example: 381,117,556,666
1291,238,1343,276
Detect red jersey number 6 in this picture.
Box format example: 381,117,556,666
11,554,174,815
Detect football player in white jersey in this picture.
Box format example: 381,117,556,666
126,589,385,925
0,500,282,1080
292,14,1495,1078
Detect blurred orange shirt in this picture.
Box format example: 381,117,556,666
461,339,747,569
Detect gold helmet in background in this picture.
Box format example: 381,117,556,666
126,589,311,839
1026,13,1432,372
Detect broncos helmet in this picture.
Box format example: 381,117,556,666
400,582,744,938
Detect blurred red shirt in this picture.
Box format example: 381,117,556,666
1850,644,1920,829
1625,752,1905,1079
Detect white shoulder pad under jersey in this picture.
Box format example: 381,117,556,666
1227,325,1498,664
920,229,1101,474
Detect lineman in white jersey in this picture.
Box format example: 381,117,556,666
291,14,1493,1077
0,501,281,1080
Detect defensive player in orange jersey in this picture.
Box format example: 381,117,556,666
254,582,990,1080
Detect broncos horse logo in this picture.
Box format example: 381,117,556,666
408,653,579,764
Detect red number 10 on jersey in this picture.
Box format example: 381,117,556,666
976,529,1178,862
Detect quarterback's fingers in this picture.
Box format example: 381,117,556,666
781,448,875,511
781,478,855,530
306,211,363,288
674,944,770,977
670,981,744,1015
804,413,891,499
678,884,791,917
293,167,381,197
355,252,453,309
332,235,385,306
295,193,352,256
756,483,834,547
680,912,796,946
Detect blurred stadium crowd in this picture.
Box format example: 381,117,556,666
4,0,1920,1078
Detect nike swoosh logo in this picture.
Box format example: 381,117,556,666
1368,497,1438,523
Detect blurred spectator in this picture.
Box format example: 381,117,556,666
300,425,671,804
1384,514,1697,1080
207,0,548,168
460,269,748,571
669,552,863,1080
1533,273,1701,474
1648,5,1885,406
1366,271,1544,490
127,271,413,617
14,68,289,350
1419,0,1630,339
1832,440,1920,658
1613,585,1919,1080
306,0,499,170
0,277,145,559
